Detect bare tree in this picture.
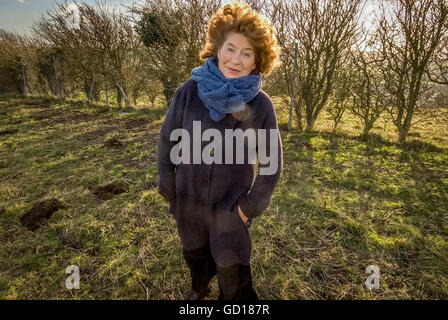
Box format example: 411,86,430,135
427,30,448,86
373,0,448,143
0,29,33,96
133,0,222,107
76,1,137,108
269,0,363,132
33,1,99,100
327,65,353,132
32,0,144,107
267,0,305,130
349,35,389,138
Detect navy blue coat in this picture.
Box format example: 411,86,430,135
157,78,283,267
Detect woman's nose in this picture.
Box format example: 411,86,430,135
231,54,240,65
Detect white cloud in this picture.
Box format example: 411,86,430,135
103,0,140,15
53,2,81,28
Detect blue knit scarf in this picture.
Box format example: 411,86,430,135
191,57,262,122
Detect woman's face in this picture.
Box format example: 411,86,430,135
217,32,257,79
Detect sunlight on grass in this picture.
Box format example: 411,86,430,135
0,95,447,299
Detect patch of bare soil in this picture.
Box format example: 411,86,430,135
34,109,96,125
0,128,18,135
20,198,67,231
124,118,148,129
89,181,129,200
104,136,124,147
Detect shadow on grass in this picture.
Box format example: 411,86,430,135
281,128,447,225
274,127,448,298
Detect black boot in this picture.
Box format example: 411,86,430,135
182,244,217,300
217,263,259,301
185,287,211,300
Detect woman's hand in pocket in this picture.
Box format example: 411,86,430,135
237,205,249,223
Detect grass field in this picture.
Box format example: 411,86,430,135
0,94,447,299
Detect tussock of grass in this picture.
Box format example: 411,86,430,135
0,94,447,299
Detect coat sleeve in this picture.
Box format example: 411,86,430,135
157,85,185,202
237,101,283,219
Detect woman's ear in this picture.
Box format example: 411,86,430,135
251,63,260,74
252,62,258,72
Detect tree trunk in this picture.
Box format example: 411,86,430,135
88,77,95,102
397,125,409,144
361,121,373,138
21,62,28,97
52,54,61,97
332,108,345,133
332,118,340,133
105,85,109,107
113,77,130,108
293,102,304,132
160,74,178,108
305,111,316,132
116,87,122,108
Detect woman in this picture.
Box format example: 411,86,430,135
157,1,282,300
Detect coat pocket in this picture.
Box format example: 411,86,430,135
235,202,252,229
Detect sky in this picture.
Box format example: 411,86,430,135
0,0,379,37
0,0,138,35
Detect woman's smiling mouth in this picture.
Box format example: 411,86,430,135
227,67,240,73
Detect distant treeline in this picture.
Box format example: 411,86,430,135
1,0,447,143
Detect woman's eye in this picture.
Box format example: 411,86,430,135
226,47,250,57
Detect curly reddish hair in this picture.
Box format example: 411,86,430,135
199,1,281,76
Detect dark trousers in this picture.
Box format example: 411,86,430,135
182,244,259,300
